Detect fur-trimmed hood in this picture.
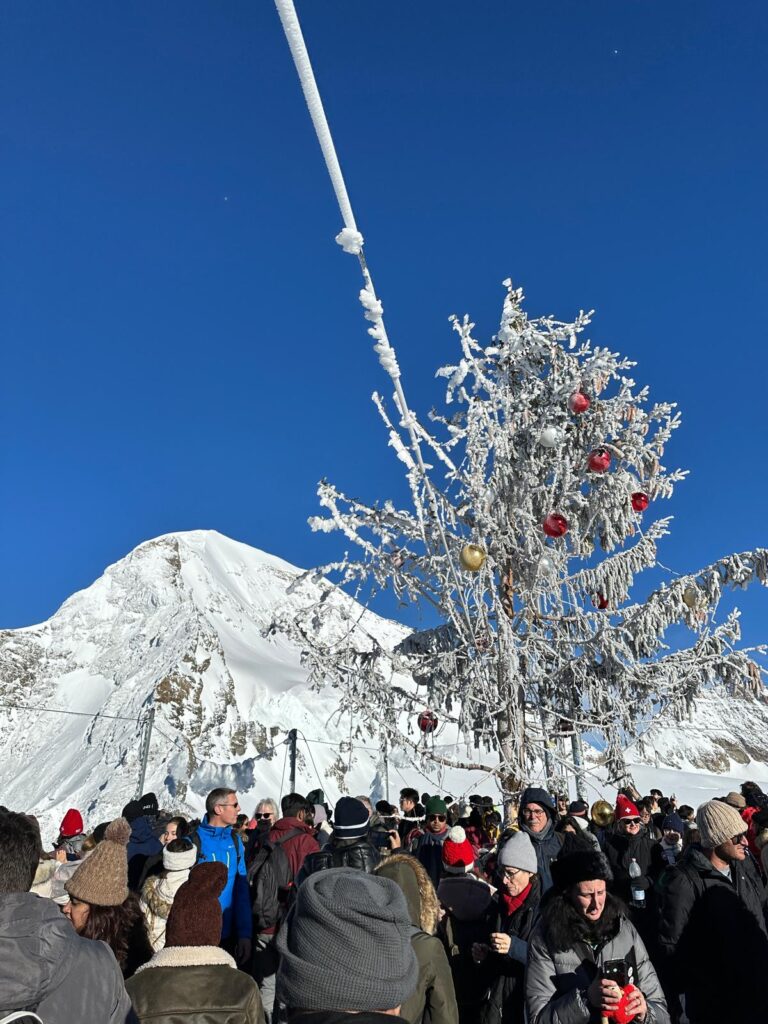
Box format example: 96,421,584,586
375,852,440,933
540,888,624,953
134,945,236,973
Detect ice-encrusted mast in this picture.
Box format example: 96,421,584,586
273,279,767,797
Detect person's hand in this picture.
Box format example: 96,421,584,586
489,932,511,955
54,848,67,863
471,941,490,964
235,937,252,966
623,986,648,1021
586,977,622,1013
388,829,402,850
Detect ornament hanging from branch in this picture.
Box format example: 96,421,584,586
568,390,591,414
459,543,486,572
417,710,438,734
588,448,612,473
539,425,561,448
631,492,650,513
543,513,569,538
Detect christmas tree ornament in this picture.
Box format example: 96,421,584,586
683,585,699,609
587,448,611,473
459,543,486,572
543,513,569,538
592,593,609,610
538,425,560,448
568,390,591,414
391,550,406,568
631,492,650,512
417,710,438,733
539,553,557,576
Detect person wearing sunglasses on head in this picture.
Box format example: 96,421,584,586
408,796,452,888
655,798,768,1024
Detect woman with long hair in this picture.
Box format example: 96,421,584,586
64,817,153,978
526,849,669,1024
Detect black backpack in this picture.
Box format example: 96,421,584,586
247,828,303,931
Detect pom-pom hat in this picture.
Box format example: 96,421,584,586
65,817,130,906
442,826,474,874
166,862,226,947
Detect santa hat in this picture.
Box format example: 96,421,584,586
441,826,474,874
615,794,640,821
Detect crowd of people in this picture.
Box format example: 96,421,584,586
2,779,768,1023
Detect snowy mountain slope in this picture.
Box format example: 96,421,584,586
1,530,765,842
0,531,495,841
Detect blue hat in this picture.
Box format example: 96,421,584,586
333,797,370,839
662,812,684,834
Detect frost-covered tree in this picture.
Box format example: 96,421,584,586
273,278,767,798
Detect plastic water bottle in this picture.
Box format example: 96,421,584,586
629,857,645,908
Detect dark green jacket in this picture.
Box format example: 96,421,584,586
126,946,264,1024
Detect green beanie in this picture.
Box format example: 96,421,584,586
425,796,448,816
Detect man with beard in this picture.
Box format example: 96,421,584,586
517,788,563,893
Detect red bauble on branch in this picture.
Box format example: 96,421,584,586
592,593,609,610
568,390,591,414
631,492,650,513
587,448,611,473
417,710,438,734
543,513,569,538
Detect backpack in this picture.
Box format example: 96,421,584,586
247,828,303,931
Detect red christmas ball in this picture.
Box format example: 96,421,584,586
592,593,609,610
631,491,650,513
543,513,569,538
568,391,591,415
587,448,611,473
418,710,438,733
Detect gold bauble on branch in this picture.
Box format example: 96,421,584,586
683,585,699,609
459,543,486,572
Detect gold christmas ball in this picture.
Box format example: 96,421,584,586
683,585,699,609
591,800,614,828
459,543,486,572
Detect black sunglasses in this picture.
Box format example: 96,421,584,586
254,813,273,820
427,814,447,822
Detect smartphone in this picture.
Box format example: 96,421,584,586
602,959,629,987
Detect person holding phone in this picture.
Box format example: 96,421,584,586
526,849,669,1024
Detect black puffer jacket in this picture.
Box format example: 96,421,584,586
655,844,768,1024
298,835,381,882
479,876,541,1024
604,830,656,905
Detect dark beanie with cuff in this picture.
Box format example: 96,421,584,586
333,796,370,840
276,867,417,1012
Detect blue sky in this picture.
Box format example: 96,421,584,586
2,1,766,646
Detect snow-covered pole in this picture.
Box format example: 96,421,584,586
273,0,482,647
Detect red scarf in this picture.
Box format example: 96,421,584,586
501,881,532,918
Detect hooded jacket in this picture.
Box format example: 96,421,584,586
437,874,497,1024
140,869,193,952
376,853,459,1024
194,817,252,941
518,789,563,893
127,816,163,892
655,844,768,1023
0,892,133,1024
126,945,264,1024
526,893,669,1024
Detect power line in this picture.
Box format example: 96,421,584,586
0,700,141,723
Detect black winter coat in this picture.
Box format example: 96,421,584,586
479,876,541,1024
655,844,768,1024
299,835,381,881
604,830,656,904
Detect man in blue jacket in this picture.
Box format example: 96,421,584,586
194,787,252,965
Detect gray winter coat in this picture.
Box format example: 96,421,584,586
526,900,669,1024
0,892,134,1024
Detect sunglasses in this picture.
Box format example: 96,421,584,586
427,814,447,822
622,818,641,825
254,813,273,820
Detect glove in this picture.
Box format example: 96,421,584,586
236,937,252,966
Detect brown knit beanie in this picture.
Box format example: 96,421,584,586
165,862,226,948
65,817,130,906
696,799,746,849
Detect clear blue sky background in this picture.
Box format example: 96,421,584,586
2,2,766,648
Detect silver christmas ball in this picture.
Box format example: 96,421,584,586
539,553,557,576
539,426,560,448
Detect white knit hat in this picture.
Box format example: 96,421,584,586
696,799,746,849
498,830,537,873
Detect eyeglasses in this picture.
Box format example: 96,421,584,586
427,814,447,822
218,801,240,810
524,808,546,817
254,813,273,820
503,867,523,879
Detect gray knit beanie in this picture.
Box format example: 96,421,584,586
498,830,538,873
696,799,746,849
276,867,418,1012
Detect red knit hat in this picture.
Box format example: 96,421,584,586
442,826,474,874
59,808,83,838
615,795,640,821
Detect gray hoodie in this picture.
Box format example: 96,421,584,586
0,892,134,1023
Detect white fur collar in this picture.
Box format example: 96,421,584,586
135,945,237,973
